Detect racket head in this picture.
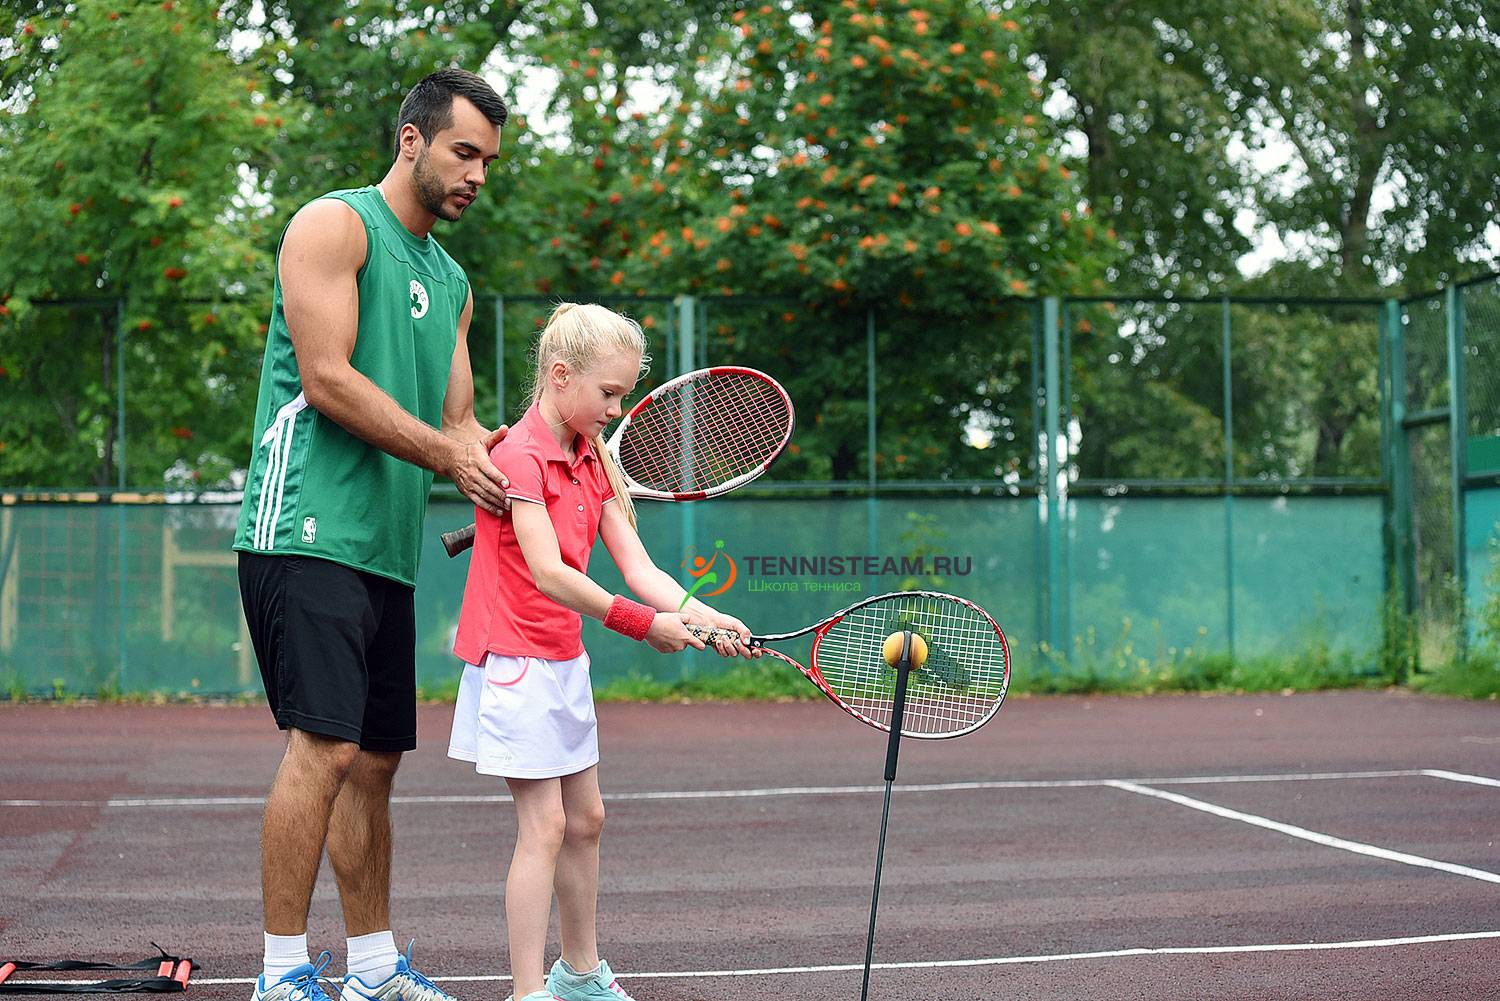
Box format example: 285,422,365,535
805,591,1010,739
611,366,794,500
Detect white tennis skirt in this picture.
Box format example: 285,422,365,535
447,650,599,779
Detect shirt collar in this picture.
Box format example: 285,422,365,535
520,401,598,469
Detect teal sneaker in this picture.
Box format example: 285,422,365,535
545,959,634,1001
341,942,457,1001
252,952,336,1001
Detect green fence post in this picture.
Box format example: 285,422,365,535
1377,301,1392,603
1060,300,1073,654
114,299,127,489
1043,296,1063,659
115,298,128,689
1222,296,1236,662
495,295,505,425
1446,284,1468,657
1031,302,1043,652
1386,299,1415,624
866,307,878,559
697,299,709,369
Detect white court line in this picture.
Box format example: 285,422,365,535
1108,780,1500,884
25,929,1500,987
6,768,1484,809
1423,768,1500,789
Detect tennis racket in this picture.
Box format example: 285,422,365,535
688,590,1009,739
441,365,794,557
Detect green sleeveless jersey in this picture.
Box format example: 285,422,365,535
232,186,469,586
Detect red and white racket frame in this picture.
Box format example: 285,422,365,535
612,365,794,501
703,590,1011,740
440,365,792,557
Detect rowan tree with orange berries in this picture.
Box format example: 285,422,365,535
0,1,284,487
579,0,1113,481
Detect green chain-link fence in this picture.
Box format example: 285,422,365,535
2,280,1496,695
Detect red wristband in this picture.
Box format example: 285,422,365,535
604,595,655,641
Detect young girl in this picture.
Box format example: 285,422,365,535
448,302,753,1001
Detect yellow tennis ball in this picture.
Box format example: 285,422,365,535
882,631,928,668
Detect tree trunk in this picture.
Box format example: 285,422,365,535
1340,0,1382,284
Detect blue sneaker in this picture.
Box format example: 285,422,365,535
252,952,336,1001
341,942,457,1001
545,959,634,1001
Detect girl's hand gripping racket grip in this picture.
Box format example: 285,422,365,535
685,624,760,647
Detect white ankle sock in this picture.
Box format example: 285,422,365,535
263,932,311,982
345,931,399,985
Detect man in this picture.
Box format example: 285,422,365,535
233,68,510,1001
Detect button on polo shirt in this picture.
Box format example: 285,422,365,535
454,402,617,662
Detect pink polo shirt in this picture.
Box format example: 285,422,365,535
454,402,616,662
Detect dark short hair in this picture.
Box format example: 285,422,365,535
396,68,508,152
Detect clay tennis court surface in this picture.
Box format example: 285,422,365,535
3,690,1497,1000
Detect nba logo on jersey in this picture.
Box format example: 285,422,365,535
301,517,317,544
409,279,429,319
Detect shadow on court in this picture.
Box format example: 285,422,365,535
2,690,1497,1000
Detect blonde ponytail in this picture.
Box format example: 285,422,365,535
592,431,637,528
529,302,651,528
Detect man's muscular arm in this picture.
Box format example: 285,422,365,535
441,290,510,498
443,291,489,443
280,199,509,514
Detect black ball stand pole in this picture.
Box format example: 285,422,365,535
859,630,915,1001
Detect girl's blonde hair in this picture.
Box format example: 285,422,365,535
529,302,651,527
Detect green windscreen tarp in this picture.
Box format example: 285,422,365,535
0,494,1383,696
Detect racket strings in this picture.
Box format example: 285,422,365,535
618,374,791,493
814,594,1008,736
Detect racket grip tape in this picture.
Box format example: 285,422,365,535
685,624,758,646
442,523,477,557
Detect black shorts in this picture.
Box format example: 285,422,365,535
238,552,417,752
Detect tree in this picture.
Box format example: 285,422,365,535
582,0,1115,481
217,0,525,213
1230,0,1500,291
1026,0,1263,294
1026,0,1500,294
0,0,286,488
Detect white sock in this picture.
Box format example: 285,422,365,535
345,931,399,985
559,959,601,980
263,932,311,982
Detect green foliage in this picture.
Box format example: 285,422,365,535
1480,540,1500,653
586,1,1110,480
0,0,284,487
0,0,1493,499
1027,0,1500,293
1015,633,1383,696
1408,649,1500,701
1379,580,1417,684
1025,0,1263,293
595,660,821,702
217,1,519,220
1411,541,1500,700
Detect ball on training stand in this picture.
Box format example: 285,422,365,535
882,630,928,669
